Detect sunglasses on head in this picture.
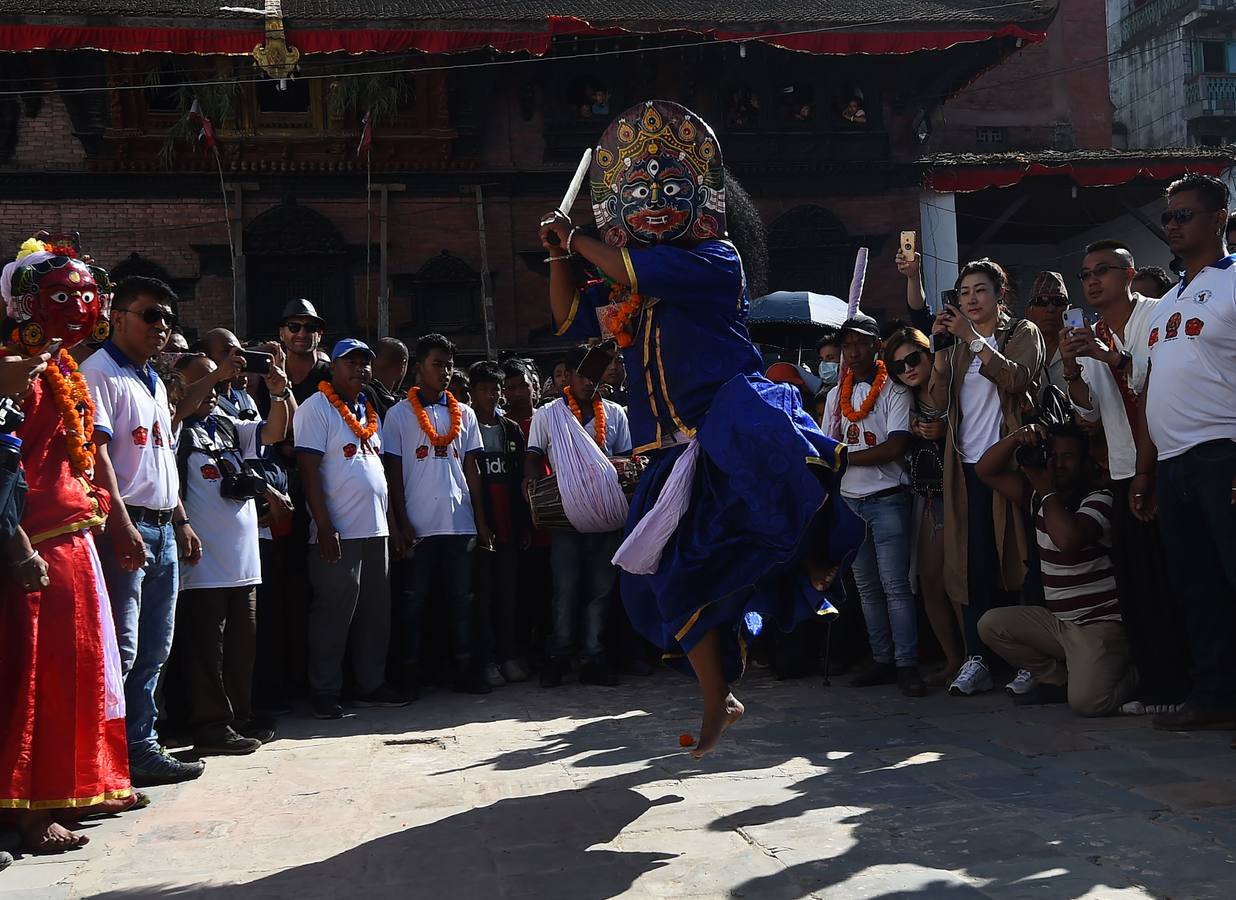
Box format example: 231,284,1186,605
888,350,926,376
1028,295,1069,308
118,306,177,326
283,321,322,334
1161,208,1198,227
1077,263,1132,282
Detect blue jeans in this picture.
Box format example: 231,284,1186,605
846,491,917,667
100,518,179,763
1157,439,1236,711
548,530,623,661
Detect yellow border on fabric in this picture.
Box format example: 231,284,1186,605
554,290,581,337
654,325,696,438
804,443,845,473
28,514,107,547
621,248,639,294
674,604,709,643
0,787,132,811
639,304,663,453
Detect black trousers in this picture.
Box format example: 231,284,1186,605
180,586,257,737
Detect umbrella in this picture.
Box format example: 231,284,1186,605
747,291,850,349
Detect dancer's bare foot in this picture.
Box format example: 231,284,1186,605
805,555,839,593
691,692,745,759
20,812,89,853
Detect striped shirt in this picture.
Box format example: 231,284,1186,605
1034,489,1122,624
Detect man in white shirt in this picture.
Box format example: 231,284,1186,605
1132,174,1236,734
173,353,293,754
295,339,406,720
83,276,205,787
821,315,923,697
524,345,632,689
1061,239,1189,709
383,333,493,696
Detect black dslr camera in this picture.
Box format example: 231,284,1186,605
0,396,25,435
1015,442,1048,469
219,465,268,502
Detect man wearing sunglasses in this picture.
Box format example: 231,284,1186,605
1025,271,1071,394
1133,173,1236,736
267,299,330,407
1060,239,1189,713
82,276,206,787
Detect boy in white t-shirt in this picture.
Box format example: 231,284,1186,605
173,353,294,754
383,333,492,696
822,315,923,697
295,340,406,720
523,345,632,689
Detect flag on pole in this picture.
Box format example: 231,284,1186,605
357,110,373,158
188,98,216,152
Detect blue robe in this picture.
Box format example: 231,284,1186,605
557,239,864,683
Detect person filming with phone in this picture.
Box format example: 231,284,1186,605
926,259,1046,698
973,422,1136,716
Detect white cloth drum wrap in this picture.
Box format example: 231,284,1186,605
545,398,629,533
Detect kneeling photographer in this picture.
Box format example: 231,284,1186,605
171,353,295,755
973,422,1136,717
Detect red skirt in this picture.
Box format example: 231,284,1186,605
0,530,131,810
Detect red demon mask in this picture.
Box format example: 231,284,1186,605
5,233,112,351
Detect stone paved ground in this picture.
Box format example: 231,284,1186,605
6,669,1236,899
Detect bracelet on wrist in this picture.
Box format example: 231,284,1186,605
271,388,292,402
544,253,576,263
566,227,580,255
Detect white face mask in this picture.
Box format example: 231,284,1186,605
818,361,840,384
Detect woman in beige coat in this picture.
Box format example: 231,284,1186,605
927,259,1045,697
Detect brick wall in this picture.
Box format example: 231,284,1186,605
10,94,88,171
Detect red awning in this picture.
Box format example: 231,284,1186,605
0,17,1045,57
927,158,1234,194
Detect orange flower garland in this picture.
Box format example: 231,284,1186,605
43,349,96,476
606,284,645,349
407,385,462,448
564,386,606,448
318,380,378,443
839,360,889,423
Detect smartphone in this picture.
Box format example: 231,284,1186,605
1063,307,1084,331
930,331,956,353
900,231,917,257
239,349,273,375
941,289,960,308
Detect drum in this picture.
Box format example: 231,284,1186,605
529,456,647,531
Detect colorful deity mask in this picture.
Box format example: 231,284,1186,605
3,233,112,351
590,100,726,248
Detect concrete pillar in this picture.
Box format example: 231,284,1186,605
919,190,959,312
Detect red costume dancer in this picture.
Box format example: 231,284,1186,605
0,233,133,853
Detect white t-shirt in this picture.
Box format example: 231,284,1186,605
527,396,633,463
293,390,389,542
383,396,484,537
1146,255,1236,460
81,343,178,511
958,334,1003,464
822,379,912,499
1074,357,1136,481
180,415,263,590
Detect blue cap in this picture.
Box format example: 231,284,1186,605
330,339,376,362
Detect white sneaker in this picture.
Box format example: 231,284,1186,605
484,663,506,688
1005,669,1037,696
948,656,993,696
500,660,528,683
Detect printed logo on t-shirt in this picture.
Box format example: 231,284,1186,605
434,445,449,459
1196,290,1211,304
200,463,221,481
152,421,165,449
483,455,510,476
1165,312,1182,340
416,445,429,460
1186,317,1205,337
132,426,148,446
846,423,859,444
343,443,358,459
864,431,877,447
1149,326,1160,348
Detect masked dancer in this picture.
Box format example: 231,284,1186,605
539,101,863,757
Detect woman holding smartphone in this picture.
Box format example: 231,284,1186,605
928,259,1045,697
884,327,964,686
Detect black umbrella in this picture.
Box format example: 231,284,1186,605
748,291,849,349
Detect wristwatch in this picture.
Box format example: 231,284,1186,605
1114,350,1132,371
969,337,988,355
271,388,292,402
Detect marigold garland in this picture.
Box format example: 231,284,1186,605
43,349,96,476
606,283,646,349
564,386,607,448
839,360,889,423
407,385,462,448
319,380,378,443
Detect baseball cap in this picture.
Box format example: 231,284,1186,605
765,362,824,395
1031,271,1069,299
330,338,376,362
837,314,881,340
